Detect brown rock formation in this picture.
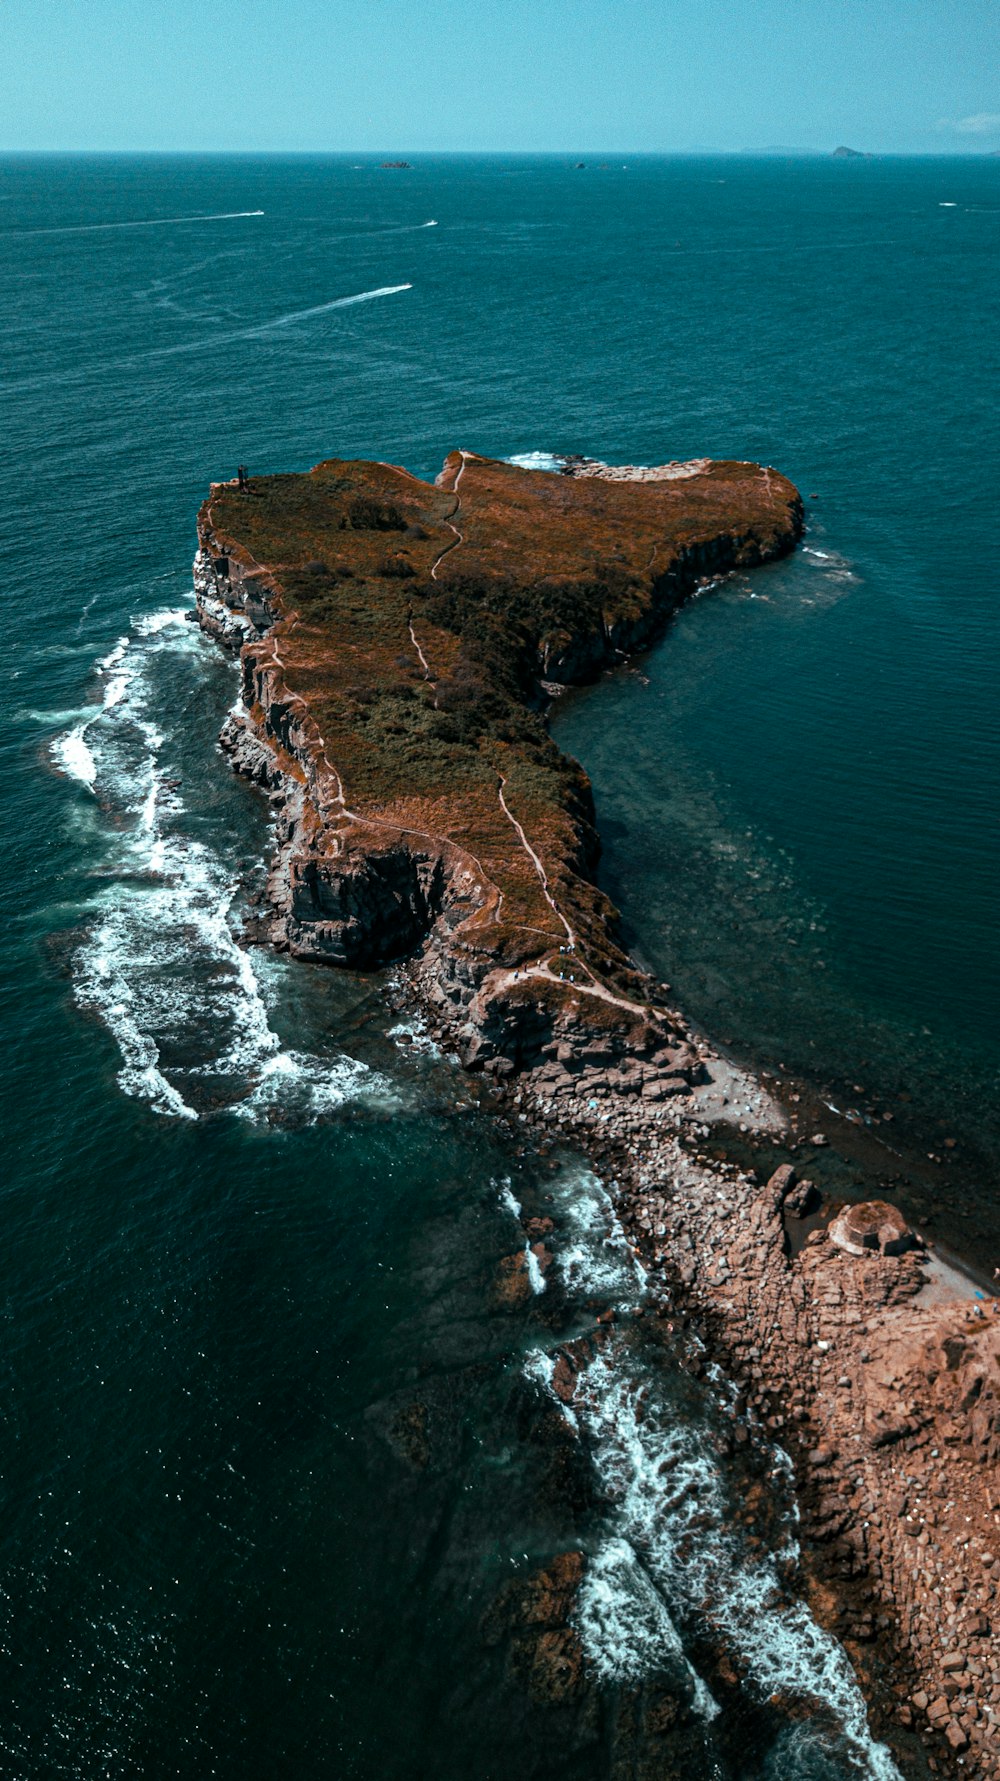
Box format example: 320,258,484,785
504,1054,1000,1777
195,448,801,1075
193,445,1000,1774
829,1200,919,1258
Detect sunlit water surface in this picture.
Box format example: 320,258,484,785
4,151,996,1777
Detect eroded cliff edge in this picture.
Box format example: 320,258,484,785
194,451,1000,1774
194,447,802,1086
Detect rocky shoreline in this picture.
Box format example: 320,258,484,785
193,452,998,1778
193,448,802,1084
479,1043,1000,1778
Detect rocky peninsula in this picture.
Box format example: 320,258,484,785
195,450,998,1778
196,449,800,1077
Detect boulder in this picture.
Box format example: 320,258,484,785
642,1075,690,1101
829,1200,917,1258
766,1163,797,1207
786,1177,820,1218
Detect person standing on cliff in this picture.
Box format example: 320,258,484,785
237,464,249,494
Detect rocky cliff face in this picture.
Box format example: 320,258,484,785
194,449,802,1078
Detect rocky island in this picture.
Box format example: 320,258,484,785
195,450,999,1778
196,449,801,1083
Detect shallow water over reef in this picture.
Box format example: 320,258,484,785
4,150,995,1774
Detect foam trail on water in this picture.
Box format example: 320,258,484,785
20,211,265,236
57,600,397,1126
233,284,414,332
145,285,415,362
2,285,415,399
521,1157,901,1779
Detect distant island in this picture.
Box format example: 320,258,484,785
832,145,873,159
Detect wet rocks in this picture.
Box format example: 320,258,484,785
766,1162,798,1207
481,1550,586,1703
501,1052,1000,1778
786,1177,820,1218
643,1075,690,1101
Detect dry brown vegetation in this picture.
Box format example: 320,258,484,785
202,451,801,1007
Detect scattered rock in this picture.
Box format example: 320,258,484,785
786,1177,820,1218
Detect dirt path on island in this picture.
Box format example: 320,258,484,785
430,449,470,581
497,774,576,948
206,460,664,1029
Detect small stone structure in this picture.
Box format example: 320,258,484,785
829,1199,917,1258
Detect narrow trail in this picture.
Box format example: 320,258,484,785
486,957,654,1023
497,774,575,948
206,469,657,1028
495,773,655,1020
407,609,434,683
429,450,469,582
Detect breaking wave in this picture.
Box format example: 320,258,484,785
575,1535,719,1718
52,724,97,788
521,1158,901,1780
505,451,567,472
51,603,396,1126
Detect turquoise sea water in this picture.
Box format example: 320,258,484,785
2,152,997,1777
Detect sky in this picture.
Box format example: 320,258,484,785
2,0,999,154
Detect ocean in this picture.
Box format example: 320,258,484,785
2,151,997,1778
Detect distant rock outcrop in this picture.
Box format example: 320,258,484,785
832,145,872,160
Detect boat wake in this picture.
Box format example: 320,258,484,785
19,210,266,236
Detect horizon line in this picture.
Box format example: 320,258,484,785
1,145,999,159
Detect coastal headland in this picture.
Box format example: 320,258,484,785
195,451,999,1777
196,448,801,1080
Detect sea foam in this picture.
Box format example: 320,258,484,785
505,451,566,473
59,599,397,1126
521,1157,901,1779
52,725,98,788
